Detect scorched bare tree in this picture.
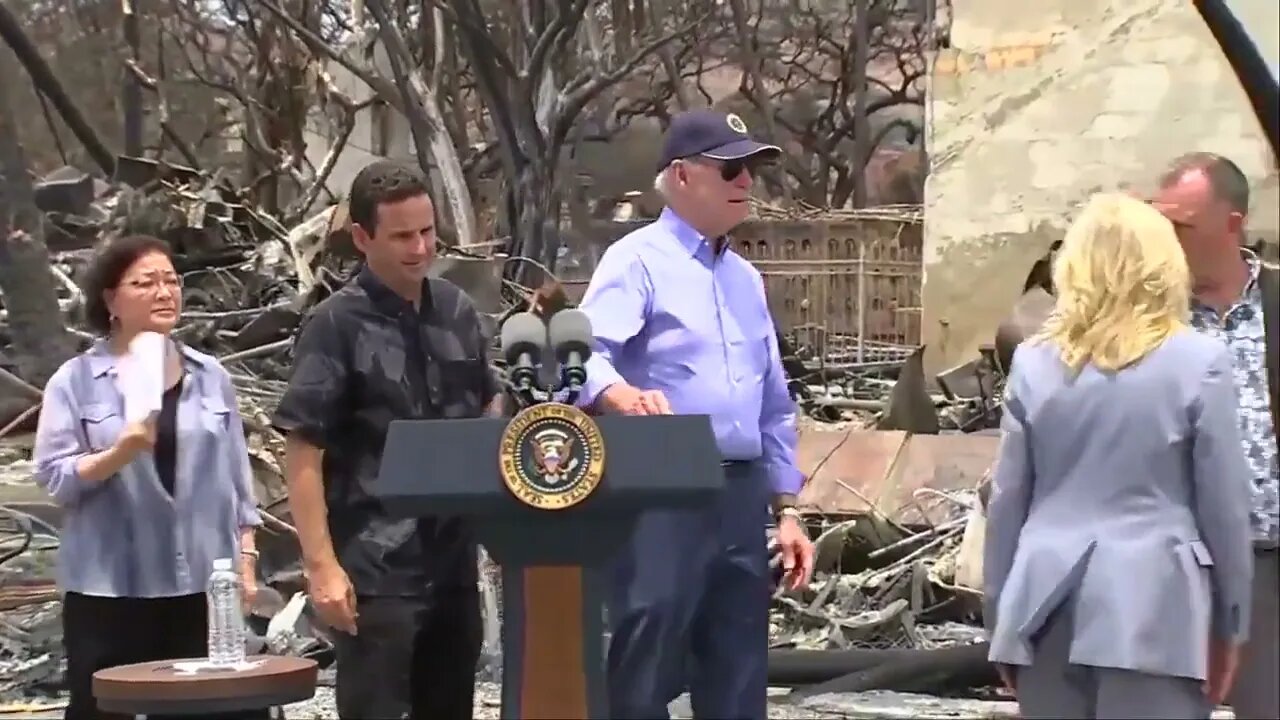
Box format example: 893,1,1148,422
0,46,78,388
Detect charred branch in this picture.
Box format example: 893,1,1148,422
122,61,204,170
0,1,116,176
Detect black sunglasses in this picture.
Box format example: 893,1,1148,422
684,156,760,181
716,158,751,181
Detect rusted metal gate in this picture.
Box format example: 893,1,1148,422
730,217,924,355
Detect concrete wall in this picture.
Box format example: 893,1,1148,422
921,0,1280,376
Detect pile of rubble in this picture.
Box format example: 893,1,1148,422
783,332,1004,434
768,486,995,687
0,158,1010,717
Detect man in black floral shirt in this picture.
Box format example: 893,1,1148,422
274,160,500,719
1154,152,1279,718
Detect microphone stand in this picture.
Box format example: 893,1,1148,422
502,365,585,410
506,381,552,410
559,386,581,408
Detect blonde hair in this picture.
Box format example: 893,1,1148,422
1034,193,1191,373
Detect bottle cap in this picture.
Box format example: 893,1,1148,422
213,558,233,571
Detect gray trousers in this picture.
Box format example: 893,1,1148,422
1015,603,1213,719
1229,547,1279,719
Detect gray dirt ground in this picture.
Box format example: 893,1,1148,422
279,684,852,720
275,681,1003,712
278,684,1235,720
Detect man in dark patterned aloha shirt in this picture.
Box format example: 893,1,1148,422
273,160,501,719
1154,152,1279,719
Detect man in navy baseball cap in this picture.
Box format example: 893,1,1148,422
648,109,782,244
578,107,813,719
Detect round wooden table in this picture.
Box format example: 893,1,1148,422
92,655,318,717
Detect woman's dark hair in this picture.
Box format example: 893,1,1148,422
82,234,174,335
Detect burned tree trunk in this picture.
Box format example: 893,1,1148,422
366,0,478,246
512,162,560,274
0,49,78,388
445,0,707,277
121,0,143,156
0,232,74,387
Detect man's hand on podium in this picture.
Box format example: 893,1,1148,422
598,383,672,415
305,561,359,636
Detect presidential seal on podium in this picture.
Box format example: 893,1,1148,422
498,402,605,510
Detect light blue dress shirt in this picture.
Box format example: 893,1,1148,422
33,341,262,598
578,207,804,496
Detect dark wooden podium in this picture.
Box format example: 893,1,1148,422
376,403,724,719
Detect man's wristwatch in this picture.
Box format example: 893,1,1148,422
775,506,802,524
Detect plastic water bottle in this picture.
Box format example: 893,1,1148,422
206,557,246,666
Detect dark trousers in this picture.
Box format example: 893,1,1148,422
1229,546,1279,719
605,462,772,720
331,588,482,720
62,592,269,720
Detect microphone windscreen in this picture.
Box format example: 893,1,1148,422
500,312,547,363
548,309,593,360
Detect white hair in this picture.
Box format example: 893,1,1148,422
654,164,678,199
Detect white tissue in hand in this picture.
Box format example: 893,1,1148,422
118,331,167,423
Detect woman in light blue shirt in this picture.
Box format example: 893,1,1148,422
33,234,263,720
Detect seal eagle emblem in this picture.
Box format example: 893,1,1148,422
531,429,576,484
498,402,605,510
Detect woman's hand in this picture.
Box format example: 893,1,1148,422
1204,638,1241,704
114,419,156,458
996,663,1018,696
239,551,259,613
73,419,157,485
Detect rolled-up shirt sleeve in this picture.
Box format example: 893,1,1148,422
757,292,803,496
272,308,350,449
33,360,94,507
217,366,263,528
578,248,653,410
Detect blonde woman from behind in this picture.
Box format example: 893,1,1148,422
982,193,1255,719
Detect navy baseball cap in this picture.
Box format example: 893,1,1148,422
658,110,782,172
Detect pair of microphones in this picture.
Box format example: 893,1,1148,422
499,309,594,408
